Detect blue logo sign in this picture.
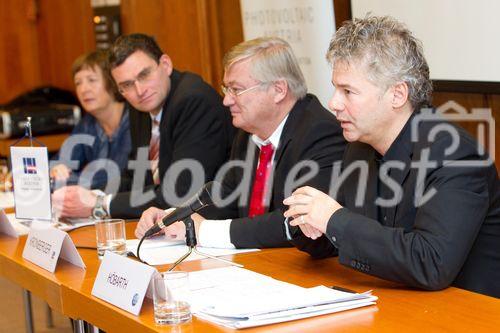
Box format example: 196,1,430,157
23,157,37,174
132,293,139,306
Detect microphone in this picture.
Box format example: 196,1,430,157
143,181,219,237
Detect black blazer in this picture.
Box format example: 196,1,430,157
201,94,346,248
293,114,500,298
110,70,234,218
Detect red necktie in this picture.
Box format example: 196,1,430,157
149,120,160,185
248,143,274,218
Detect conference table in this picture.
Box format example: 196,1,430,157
0,219,499,332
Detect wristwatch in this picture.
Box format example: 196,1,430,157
92,194,108,219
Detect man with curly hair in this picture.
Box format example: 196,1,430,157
284,16,500,298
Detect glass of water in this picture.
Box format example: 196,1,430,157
95,219,126,259
153,271,191,325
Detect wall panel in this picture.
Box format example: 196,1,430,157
0,0,41,103
122,0,209,83
334,0,352,28
36,0,95,91
0,0,95,104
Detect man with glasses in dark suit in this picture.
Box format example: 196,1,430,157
135,37,346,249
52,33,234,219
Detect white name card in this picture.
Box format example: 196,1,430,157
92,251,157,315
22,225,86,272
0,209,19,238
10,146,52,220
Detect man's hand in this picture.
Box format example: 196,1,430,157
294,221,324,240
135,209,206,242
283,186,343,235
50,164,72,181
135,207,174,238
52,185,97,217
162,212,206,241
163,221,187,241
190,212,205,239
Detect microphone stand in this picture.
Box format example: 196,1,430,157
168,216,243,271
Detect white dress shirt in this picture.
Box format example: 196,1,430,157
103,111,163,215
199,115,289,248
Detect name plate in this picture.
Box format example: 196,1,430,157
22,225,86,272
0,209,19,238
92,251,157,315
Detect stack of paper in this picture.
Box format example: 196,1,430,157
188,267,377,329
55,218,96,231
126,237,259,265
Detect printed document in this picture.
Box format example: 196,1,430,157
188,266,377,329
126,237,259,265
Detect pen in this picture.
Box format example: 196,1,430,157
330,285,357,294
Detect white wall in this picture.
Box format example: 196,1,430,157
240,0,336,107
351,0,500,82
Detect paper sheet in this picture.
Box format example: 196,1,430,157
4,213,95,236
187,266,377,329
126,237,259,265
0,209,21,237
55,218,96,231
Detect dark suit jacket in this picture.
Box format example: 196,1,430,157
110,70,234,218
201,94,346,248
292,113,500,298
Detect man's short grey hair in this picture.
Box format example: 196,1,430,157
223,37,307,99
327,15,432,110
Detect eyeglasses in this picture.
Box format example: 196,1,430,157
117,64,159,94
221,82,265,97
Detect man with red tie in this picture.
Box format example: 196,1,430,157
135,37,346,249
